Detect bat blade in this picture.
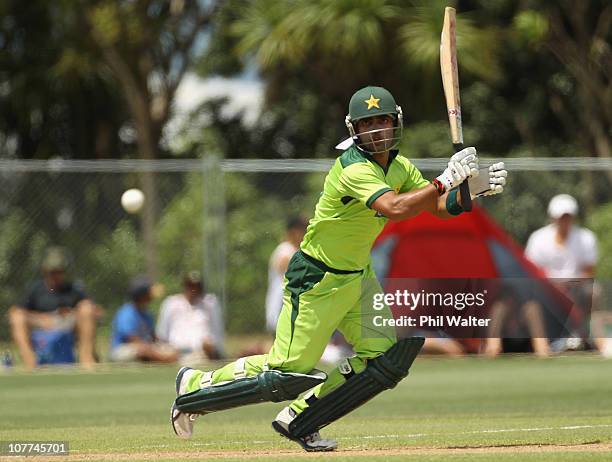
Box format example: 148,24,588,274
440,6,472,211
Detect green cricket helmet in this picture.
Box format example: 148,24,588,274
345,86,403,154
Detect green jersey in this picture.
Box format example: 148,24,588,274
301,146,430,271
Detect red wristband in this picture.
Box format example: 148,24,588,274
432,178,446,196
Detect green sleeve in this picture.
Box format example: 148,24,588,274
339,164,392,209
399,160,430,194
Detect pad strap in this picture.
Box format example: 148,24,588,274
234,357,247,379
200,371,214,388
338,358,355,380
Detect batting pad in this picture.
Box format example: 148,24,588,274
174,370,327,414
289,337,425,437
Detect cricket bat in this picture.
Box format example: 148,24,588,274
440,6,472,211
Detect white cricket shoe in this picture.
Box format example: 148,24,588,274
176,366,197,395
171,366,200,439
272,406,337,452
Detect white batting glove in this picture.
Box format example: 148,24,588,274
450,146,479,178
469,162,507,198
432,147,478,194
434,160,471,193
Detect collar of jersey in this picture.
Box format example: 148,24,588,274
356,147,399,173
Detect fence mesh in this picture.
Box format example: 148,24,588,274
1,158,611,343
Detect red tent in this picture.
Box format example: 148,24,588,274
371,206,577,351
374,206,545,279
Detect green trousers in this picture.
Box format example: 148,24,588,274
185,250,396,414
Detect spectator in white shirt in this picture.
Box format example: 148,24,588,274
156,272,224,360
525,194,597,279
524,194,598,352
485,194,598,358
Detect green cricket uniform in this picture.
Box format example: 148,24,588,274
301,146,430,271
185,145,430,414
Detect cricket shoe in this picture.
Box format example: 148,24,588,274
272,406,337,452
171,366,199,439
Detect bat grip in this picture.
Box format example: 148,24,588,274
453,143,472,212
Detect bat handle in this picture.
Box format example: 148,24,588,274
453,143,472,212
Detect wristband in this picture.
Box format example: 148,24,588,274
432,178,446,196
445,188,464,216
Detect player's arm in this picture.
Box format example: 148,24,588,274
273,252,292,275
371,185,463,221
580,230,597,278
372,148,477,221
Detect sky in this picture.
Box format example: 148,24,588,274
164,73,264,151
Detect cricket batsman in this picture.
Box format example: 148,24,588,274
171,86,507,451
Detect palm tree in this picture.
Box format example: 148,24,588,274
224,0,502,156
230,0,501,93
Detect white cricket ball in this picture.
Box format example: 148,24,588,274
121,188,145,214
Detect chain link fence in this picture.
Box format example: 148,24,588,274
0,159,222,342
1,157,611,344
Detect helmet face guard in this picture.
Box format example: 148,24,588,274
345,106,403,154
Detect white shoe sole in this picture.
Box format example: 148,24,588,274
172,367,196,439
171,403,193,439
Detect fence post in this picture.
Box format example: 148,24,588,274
202,155,227,324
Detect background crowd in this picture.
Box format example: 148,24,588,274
5,193,610,369
1,1,611,368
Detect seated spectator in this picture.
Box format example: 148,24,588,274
110,275,178,363
526,194,597,280
485,195,598,357
156,272,224,361
526,194,597,350
484,297,550,358
8,247,99,370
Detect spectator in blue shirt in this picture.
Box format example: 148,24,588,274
110,275,178,363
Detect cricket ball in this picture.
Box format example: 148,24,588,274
121,188,145,214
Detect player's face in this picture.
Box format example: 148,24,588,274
355,115,396,154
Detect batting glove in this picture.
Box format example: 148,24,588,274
434,161,471,194
432,147,478,194
451,146,479,178
469,162,507,198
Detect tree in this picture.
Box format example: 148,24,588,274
544,2,611,161
0,1,224,298
196,0,503,161
0,0,128,160
81,0,222,277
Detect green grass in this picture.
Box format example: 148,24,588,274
1,355,611,461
